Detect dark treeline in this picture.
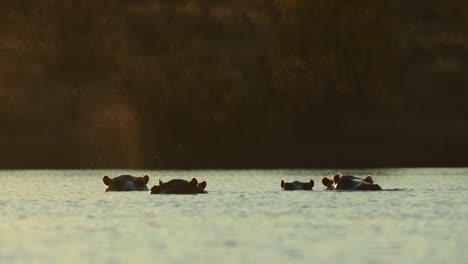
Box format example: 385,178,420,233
1,0,467,169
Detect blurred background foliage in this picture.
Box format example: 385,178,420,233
1,0,467,168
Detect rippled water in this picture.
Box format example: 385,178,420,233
1,169,467,264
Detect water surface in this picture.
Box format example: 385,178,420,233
1,169,467,264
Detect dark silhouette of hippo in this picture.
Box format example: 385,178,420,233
150,178,207,194
103,175,150,192
322,173,382,191
281,180,314,190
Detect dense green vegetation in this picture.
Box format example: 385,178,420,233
1,0,467,168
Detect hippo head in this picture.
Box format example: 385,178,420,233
322,173,381,191
151,177,207,194
103,175,149,192
333,173,375,189
281,179,314,190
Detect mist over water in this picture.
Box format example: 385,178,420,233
1,168,467,264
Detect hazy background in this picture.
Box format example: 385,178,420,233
1,0,467,169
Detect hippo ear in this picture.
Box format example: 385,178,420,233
159,179,164,185
322,177,331,186
281,180,285,188
197,181,207,191
103,176,113,186
363,175,373,183
189,178,198,187
333,173,341,184
143,175,150,184
309,179,314,188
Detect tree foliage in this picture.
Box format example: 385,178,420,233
1,0,467,168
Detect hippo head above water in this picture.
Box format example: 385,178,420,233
150,178,207,194
281,180,314,190
103,175,150,192
322,173,382,191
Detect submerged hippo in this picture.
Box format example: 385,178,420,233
150,178,207,194
322,173,382,191
103,175,150,192
281,180,314,190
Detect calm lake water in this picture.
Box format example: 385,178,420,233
1,169,467,264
